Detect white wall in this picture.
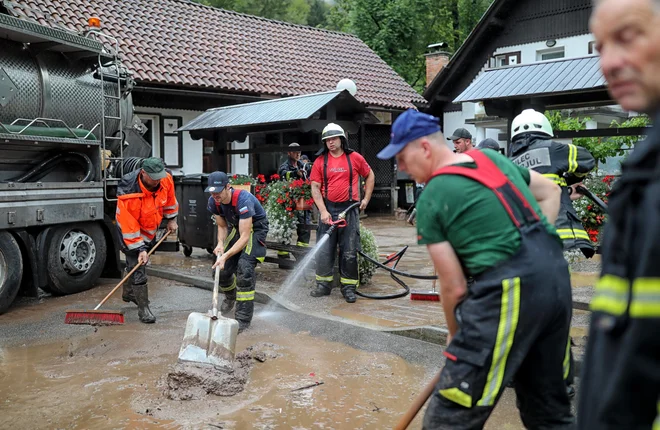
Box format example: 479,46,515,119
492,34,596,64
230,138,250,175
135,106,205,175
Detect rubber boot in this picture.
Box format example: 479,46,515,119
221,289,236,314
235,300,253,334
133,283,156,324
341,286,357,303
122,283,137,305
310,284,331,297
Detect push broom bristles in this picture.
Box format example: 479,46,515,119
410,291,440,301
64,309,125,325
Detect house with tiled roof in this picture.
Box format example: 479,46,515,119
2,0,424,211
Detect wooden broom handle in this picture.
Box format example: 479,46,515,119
393,370,441,430
94,231,171,310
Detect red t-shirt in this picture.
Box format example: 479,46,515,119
310,151,371,203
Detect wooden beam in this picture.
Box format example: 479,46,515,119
298,120,360,134
225,144,321,155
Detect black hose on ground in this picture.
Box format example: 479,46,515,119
356,246,412,300
9,151,94,183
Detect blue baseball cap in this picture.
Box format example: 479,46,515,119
377,109,442,159
205,171,229,192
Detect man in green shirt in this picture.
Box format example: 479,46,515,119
377,109,574,429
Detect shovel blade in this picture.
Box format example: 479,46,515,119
178,312,239,368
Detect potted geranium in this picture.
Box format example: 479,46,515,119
228,173,256,193
288,178,314,211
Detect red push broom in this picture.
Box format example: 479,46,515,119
64,232,170,325
410,269,440,301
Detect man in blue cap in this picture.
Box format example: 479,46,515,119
378,109,574,429
206,171,269,333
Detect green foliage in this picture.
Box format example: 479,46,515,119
545,111,650,164
358,225,379,285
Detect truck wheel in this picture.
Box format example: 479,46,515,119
46,223,107,295
0,232,23,314
182,245,193,257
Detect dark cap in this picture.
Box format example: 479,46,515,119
447,128,472,141
477,138,501,151
205,171,229,193
377,109,442,159
142,157,167,180
300,155,310,161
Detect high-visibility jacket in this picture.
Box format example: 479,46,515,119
509,132,596,257
116,169,178,252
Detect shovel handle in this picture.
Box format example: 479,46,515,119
212,253,221,319
393,370,441,430
94,231,171,310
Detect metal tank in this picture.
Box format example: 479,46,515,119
0,39,129,141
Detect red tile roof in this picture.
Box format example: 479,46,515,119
4,0,425,109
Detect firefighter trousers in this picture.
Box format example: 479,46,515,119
422,223,575,430
217,219,268,325
578,313,660,429
315,200,360,293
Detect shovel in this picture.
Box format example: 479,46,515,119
178,253,238,369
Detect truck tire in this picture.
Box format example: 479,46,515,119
46,223,107,295
0,232,23,314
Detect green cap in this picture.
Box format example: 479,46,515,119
142,157,167,180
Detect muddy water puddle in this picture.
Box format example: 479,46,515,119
0,319,431,429
0,318,526,429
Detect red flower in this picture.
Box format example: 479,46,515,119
270,174,280,181
232,174,238,179
257,174,266,183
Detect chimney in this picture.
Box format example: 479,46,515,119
425,43,451,88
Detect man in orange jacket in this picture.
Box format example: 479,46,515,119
116,157,178,323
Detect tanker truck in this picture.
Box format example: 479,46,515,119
0,13,153,313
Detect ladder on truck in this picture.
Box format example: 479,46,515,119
89,30,125,201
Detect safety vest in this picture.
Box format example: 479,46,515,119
509,133,596,257
116,170,178,251
591,120,660,322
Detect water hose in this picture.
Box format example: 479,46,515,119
355,247,412,299
576,185,608,212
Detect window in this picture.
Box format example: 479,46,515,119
489,51,521,68
588,40,597,55
161,116,183,168
537,47,565,61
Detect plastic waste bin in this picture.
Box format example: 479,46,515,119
175,173,216,256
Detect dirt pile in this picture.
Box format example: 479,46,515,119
162,343,281,400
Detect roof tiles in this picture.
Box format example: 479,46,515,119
4,0,424,109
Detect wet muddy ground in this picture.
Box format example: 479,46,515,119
1,277,534,429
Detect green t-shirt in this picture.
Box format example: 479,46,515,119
416,149,560,276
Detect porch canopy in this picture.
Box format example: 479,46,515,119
452,56,653,139
454,56,610,110
178,89,379,148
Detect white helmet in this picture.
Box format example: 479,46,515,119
321,123,346,140
511,109,553,139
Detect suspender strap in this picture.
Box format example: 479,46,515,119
432,150,540,228
323,152,356,202
346,152,354,201
323,153,329,200
231,189,242,214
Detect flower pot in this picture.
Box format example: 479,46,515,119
231,184,252,193
295,197,312,211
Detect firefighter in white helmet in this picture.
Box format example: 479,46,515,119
309,123,375,303
508,108,596,259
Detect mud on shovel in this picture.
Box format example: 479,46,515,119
178,253,238,368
